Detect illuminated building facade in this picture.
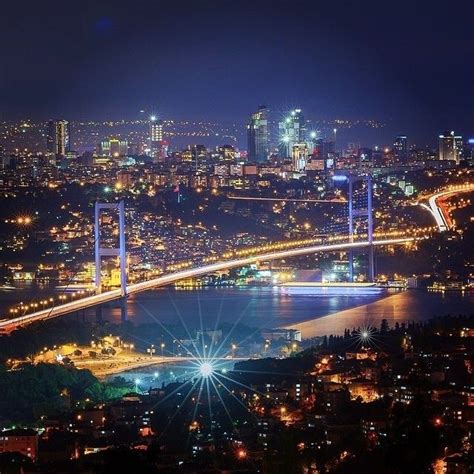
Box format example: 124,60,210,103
100,138,128,158
150,118,163,142
0,429,38,461
247,105,269,163
291,143,308,172
393,135,408,162
358,147,373,169
116,170,133,188
439,131,463,164
279,109,306,158
46,119,70,163
149,116,167,162
218,144,236,161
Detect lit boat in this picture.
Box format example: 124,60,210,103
278,281,384,295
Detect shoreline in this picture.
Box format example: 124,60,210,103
76,356,244,379
75,356,192,379
280,289,453,339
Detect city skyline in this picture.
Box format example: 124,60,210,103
1,0,473,144
0,1,473,471
0,113,470,152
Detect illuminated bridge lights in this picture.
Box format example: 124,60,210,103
0,237,417,332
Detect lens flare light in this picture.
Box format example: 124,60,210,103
199,361,214,378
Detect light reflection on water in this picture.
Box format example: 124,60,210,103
96,287,473,379
100,286,393,328
287,289,474,338
1,285,472,337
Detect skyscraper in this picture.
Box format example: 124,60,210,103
150,116,163,142
149,116,167,162
46,119,70,163
247,105,269,163
439,131,463,164
278,109,306,158
393,135,408,162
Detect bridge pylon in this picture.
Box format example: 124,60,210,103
94,201,128,321
347,174,374,282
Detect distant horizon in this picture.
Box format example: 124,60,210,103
2,0,473,148
1,112,471,150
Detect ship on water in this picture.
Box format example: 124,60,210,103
278,281,384,295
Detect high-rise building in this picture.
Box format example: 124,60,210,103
439,131,463,164
279,109,306,158
149,116,167,162
46,119,70,163
100,138,129,158
150,116,163,142
247,105,269,163
393,135,408,162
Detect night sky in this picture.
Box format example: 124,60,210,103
1,0,473,144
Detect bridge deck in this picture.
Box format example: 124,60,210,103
0,238,414,333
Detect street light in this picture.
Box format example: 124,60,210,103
160,343,165,357
237,448,247,460
147,345,156,358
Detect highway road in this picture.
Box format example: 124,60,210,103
420,184,474,232
0,237,413,332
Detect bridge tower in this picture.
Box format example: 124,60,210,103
348,175,374,282
94,201,128,321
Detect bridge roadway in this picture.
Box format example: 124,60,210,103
418,184,474,232
0,237,413,333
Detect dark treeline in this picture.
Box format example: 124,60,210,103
234,314,474,384
318,314,474,353
0,316,262,363
0,363,132,424
0,319,97,363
